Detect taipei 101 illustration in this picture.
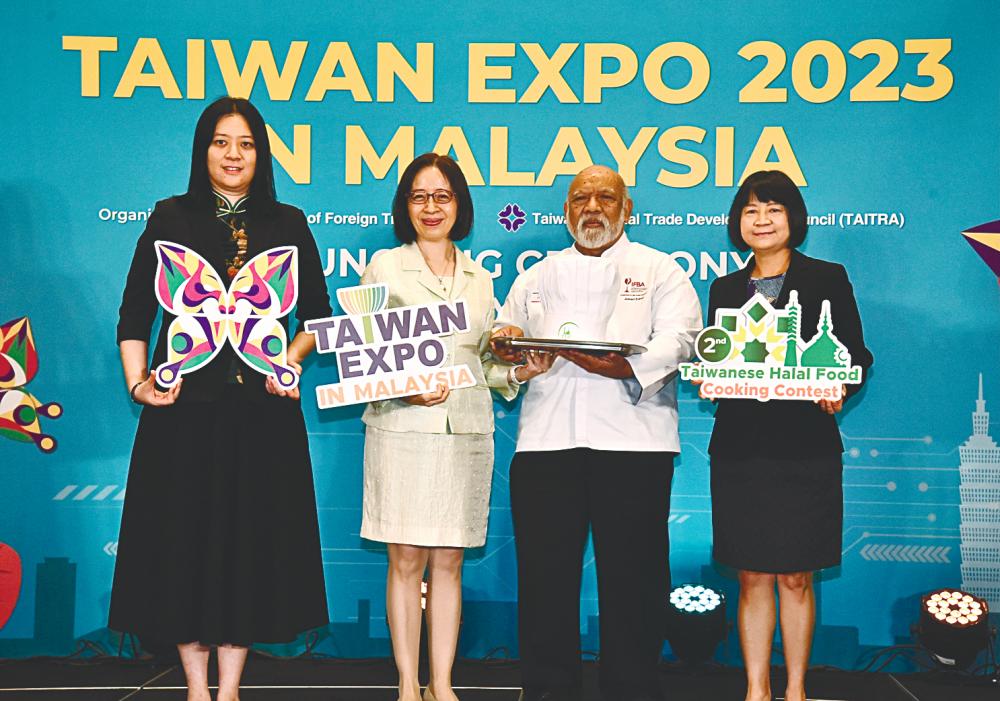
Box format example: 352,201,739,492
958,375,1000,609
958,221,1000,607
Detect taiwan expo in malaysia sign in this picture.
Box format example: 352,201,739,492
679,291,863,402
305,284,476,408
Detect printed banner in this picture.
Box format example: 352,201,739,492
1,0,998,667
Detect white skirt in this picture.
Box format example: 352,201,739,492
361,426,494,547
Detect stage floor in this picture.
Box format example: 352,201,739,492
0,656,997,700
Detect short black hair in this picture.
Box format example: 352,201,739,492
727,170,808,251
184,96,276,214
392,153,473,244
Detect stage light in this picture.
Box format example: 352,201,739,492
916,588,991,669
665,584,727,664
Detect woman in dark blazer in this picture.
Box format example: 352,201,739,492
110,97,330,701
706,170,873,701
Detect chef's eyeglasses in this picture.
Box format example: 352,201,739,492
408,189,455,205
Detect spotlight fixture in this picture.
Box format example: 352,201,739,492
917,588,991,669
665,584,727,664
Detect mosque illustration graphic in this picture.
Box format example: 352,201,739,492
696,291,853,369
958,375,1000,610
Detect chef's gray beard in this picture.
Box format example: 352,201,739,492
569,210,626,249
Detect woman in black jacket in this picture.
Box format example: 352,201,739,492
109,97,330,701
706,171,873,701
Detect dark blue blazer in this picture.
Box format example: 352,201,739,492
707,250,874,458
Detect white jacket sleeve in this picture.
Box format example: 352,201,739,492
626,257,703,404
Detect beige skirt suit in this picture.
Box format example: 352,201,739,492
359,244,517,547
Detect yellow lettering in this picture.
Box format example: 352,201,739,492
187,39,205,99
738,41,787,103
345,125,415,184
212,40,308,101
597,126,657,186
583,44,637,103
901,38,953,102
537,127,593,186
114,38,181,99
790,40,847,104
656,126,708,188
489,127,535,186
377,42,434,102
739,126,806,185
267,124,311,184
468,43,516,103
62,35,118,97
848,39,900,102
306,42,372,102
431,127,485,186
642,42,710,104
519,43,579,103
715,126,735,187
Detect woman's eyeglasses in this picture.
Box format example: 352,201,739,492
408,189,454,205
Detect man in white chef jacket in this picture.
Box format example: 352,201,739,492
493,165,702,701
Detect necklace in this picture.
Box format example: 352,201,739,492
215,192,249,278
418,243,456,292
433,267,454,291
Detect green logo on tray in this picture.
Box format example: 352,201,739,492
557,322,579,339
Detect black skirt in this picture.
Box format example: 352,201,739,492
711,455,843,574
108,386,328,646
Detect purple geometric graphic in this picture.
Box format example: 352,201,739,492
498,203,527,232
962,219,1000,277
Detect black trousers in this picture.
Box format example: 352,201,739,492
511,449,674,701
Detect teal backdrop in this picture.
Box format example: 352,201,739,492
2,0,999,668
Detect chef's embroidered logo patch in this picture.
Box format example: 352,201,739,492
622,277,648,301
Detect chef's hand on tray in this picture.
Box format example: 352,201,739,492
558,349,634,379
490,325,526,363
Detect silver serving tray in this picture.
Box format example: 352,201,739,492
494,337,647,356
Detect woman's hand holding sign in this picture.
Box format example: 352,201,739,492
816,385,847,414
403,383,451,406
265,360,302,400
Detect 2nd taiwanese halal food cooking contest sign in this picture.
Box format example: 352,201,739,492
680,292,863,402
2,0,998,665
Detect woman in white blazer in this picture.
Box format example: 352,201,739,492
359,153,518,701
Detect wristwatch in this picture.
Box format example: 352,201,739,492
508,365,526,386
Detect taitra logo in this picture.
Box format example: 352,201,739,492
498,203,527,232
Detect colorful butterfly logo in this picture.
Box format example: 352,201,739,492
153,241,300,390
0,317,63,453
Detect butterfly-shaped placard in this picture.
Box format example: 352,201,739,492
153,241,299,390
0,317,62,453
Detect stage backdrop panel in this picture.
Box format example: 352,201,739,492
1,0,999,666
